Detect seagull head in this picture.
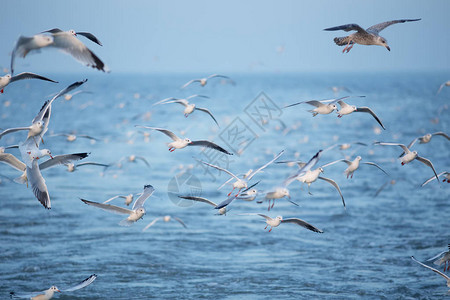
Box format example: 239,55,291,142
184,138,192,144
319,167,324,174
69,29,77,36
329,103,338,111
43,149,53,159
377,36,390,51
36,120,44,129
356,156,362,161
4,74,11,80
50,286,60,293
276,216,283,221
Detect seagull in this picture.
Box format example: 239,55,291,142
0,80,87,145
50,132,98,143
411,256,450,288
181,74,234,89
178,195,228,215
81,184,154,226
153,96,219,127
11,29,108,74
261,187,296,211
374,142,439,183
422,172,450,187
104,193,136,206
142,215,187,231
117,155,150,168
283,96,360,117
254,214,323,233
0,151,88,185
426,245,450,271
10,274,97,300
336,142,368,150
0,72,57,93
399,132,450,157
198,150,284,196
66,161,109,172
336,100,386,129
333,156,388,179
283,152,345,208
437,80,450,94
324,19,421,53
63,90,92,101
135,126,232,155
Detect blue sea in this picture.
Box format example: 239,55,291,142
0,72,449,299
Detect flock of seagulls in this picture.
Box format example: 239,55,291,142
1,18,449,298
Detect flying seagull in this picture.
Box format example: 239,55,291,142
324,19,421,53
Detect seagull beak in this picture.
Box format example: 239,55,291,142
287,194,291,199
385,45,390,51
56,289,61,293
49,154,54,159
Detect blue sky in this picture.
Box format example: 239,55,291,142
1,0,449,74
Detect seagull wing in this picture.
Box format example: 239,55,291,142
75,162,110,168
0,126,32,140
257,214,272,221
81,199,133,215
207,74,231,80
134,156,151,167
196,107,219,127
103,195,121,204
162,99,189,107
142,217,162,231
28,160,51,209
366,19,421,35
173,217,187,228
437,82,447,94
135,126,180,141
283,100,311,109
432,132,450,140
318,176,346,208
363,162,389,175
321,159,348,168
215,195,238,209
411,256,450,281
0,153,26,171
189,140,233,155
374,142,410,153
10,290,47,299
283,150,323,187
281,218,323,233
51,31,108,72
76,32,103,46
421,172,446,187
10,72,57,84
197,160,240,181
61,274,97,292
399,137,419,157
416,156,439,182
355,107,385,129
178,195,217,207
10,36,35,75
132,184,155,210
324,23,367,33
181,79,201,89
39,153,89,170
247,150,284,180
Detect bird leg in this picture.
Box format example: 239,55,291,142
264,224,268,230
234,188,242,197
308,184,313,195
351,173,354,179
0,89,3,93
337,114,342,118
227,187,236,196
184,114,188,118
345,43,354,53
268,227,273,232
401,162,405,166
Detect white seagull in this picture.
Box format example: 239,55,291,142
411,256,450,288
283,96,363,117
178,195,229,215
324,19,421,53
421,171,450,187
374,142,439,183
333,156,388,179
104,193,136,206
336,100,385,129
199,150,284,196
135,126,232,155
154,96,219,126
117,155,150,168
255,214,323,233
399,132,450,157
437,80,450,94
426,245,450,272
258,187,296,211
10,274,97,300
0,72,57,93
142,215,187,231
181,74,234,89
81,184,155,226
11,28,109,74
0,80,87,145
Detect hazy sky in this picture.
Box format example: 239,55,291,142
1,0,449,74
